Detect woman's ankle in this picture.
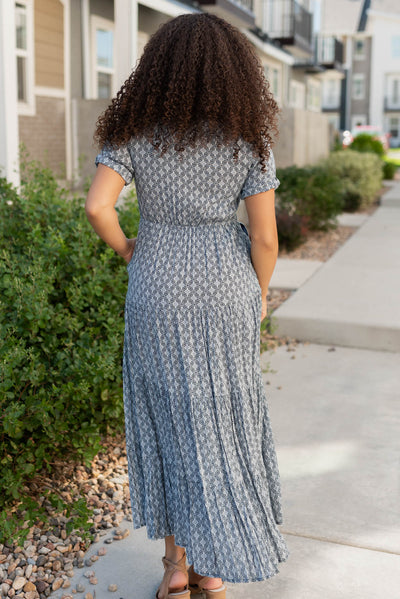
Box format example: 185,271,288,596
164,536,186,563
165,548,186,563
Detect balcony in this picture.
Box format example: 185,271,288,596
196,0,255,28
384,97,400,112
316,36,344,71
262,0,313,58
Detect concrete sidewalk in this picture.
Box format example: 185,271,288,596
59,195,400,599
63,343,400,599
272,185,400,351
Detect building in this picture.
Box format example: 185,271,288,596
1,0,341,187
319,0,400,146
367,1,400,146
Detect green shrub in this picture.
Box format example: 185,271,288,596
275,208,308,251
0,158,140,539
349,133,385,157
322,150,382,211
276,165,344,231
382,161,398,180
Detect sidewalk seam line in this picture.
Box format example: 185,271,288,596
280,530,400,556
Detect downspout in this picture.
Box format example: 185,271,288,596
60,0,72,182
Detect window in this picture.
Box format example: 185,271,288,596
354,39,365,60
323,78,340,109
392,36,400,58
289,80,305,109
393,79,400,105
352,74,365,100
91,17,115,99
389,117,400,140
264,64,280,102
307,79,321,112
272,68,279,98
15,0,34,114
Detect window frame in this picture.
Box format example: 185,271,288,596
306,78,321,112
354,38,365,61
392,36,400,59
289,80,305,109
352,73,365,100
90,15,116,100
388,116,400,140
15,0,35,116
322,77,341,109
264,63,281,104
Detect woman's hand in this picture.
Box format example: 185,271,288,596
261,297,268,322
120,238,137,264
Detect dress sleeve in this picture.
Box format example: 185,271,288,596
95,142,134,186
239,149,280,200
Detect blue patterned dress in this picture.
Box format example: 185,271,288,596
95,131,289,583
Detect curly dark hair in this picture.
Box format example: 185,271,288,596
94,12,279,171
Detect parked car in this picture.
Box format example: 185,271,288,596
342,125,390,150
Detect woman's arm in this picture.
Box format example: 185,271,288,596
85,164,136,263
244,188,279,320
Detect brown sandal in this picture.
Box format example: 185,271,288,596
187,564,226,598
155,550,191,599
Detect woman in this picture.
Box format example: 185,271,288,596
86,12,289,599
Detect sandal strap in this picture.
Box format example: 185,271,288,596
157,551,188,599
188,564,225,592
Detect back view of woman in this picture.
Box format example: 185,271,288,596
86,12,289,599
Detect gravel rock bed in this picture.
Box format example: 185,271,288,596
0,440,132,599
3,203,385,598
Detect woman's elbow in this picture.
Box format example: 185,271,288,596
85,191,100,219
250,231,279,251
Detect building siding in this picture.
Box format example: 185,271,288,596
35,0,64,89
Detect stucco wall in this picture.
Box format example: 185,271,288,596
273,106,330,167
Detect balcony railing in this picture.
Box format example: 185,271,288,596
263,0,313,55
316,36,344,67
384,97,400,111
196,0,255,27
236,0,253,11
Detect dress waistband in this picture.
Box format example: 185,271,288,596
140,216,238,228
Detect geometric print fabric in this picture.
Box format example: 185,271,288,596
95,132,290,582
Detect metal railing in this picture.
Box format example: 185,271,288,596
384,97,400,111
263,0,312,46
234,0,254,13
316,36,344,65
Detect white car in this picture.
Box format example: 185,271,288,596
342,125,390,150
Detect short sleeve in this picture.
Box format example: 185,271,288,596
239,149,280,200
95,142,134,186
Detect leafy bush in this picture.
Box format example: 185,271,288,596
382,160,398,180
349,133,385,157
322,150,382,211
275,208,308,251
276,165,344,231
0,157,140,539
